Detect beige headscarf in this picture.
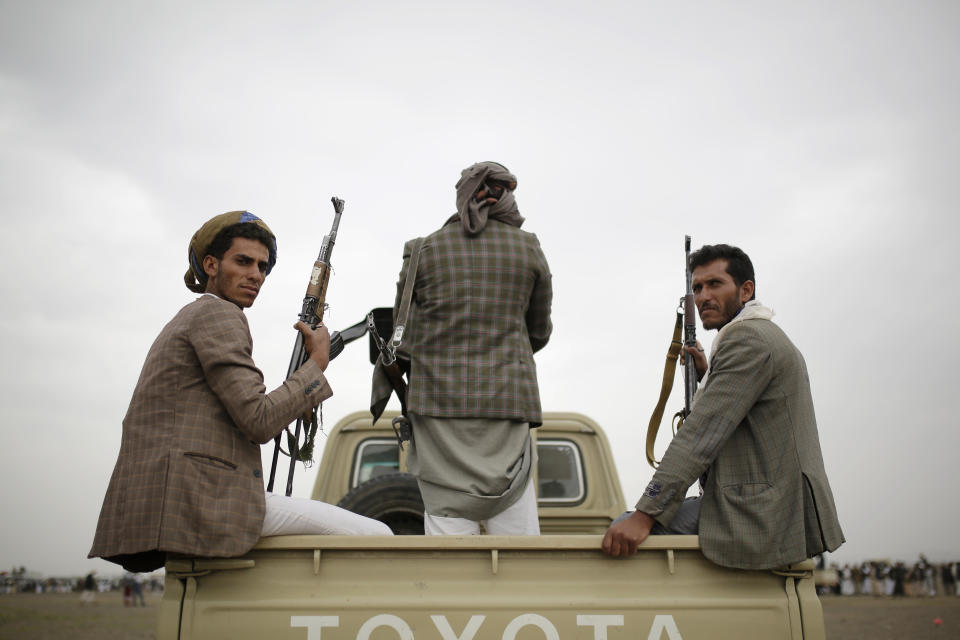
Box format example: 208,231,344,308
183,211,277,293
446,161,524,234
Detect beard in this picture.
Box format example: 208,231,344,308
701,295,744,330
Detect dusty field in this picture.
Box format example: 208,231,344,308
821,594,960,640
0,591,958,638
0,591,160,640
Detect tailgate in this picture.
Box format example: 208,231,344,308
160,535,824,640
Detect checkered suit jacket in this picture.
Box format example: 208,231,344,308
395,220,552,425
89,295,331,560
636,317,844,569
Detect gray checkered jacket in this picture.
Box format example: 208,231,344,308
636,317,844,569
395,220,552,425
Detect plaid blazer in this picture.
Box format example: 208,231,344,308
395,220,552,425
89,295,331,560
636,318,844,570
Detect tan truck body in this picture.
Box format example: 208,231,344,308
157,411,827,639
309,411,627,535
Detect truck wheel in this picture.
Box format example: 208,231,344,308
336,472,425,535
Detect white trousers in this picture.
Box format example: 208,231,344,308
261,491,393,536
423,480,540,536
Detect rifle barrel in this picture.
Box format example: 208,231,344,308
683,235,698,418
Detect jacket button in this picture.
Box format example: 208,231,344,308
253,469,262,478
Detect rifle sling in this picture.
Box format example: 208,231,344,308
381,237,425,447
392,237,425,353
646,311,684,468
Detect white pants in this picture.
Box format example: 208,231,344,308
423,480,540,536
261,492,393,536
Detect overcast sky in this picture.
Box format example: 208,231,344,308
1,1,957,577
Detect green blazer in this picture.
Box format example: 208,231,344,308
636,317,844,569
395,220,552,425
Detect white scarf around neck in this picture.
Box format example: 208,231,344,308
696,300,775,393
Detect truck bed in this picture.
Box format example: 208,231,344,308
159,534,824,639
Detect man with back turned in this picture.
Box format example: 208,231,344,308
393,161,553,536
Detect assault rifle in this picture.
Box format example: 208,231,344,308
267,197,345,497
681,234,698,420
644,234,698,468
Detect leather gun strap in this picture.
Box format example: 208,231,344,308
646,311,684,468
392,237,425,353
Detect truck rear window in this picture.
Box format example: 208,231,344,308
351,437,585,505
536,439,585,504
352,439,399,486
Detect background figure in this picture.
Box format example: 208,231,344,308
79,572,96,606
860,561,873,595
852,563,862,594
876,561,889,596
840,565,855,595
940,563,954,596
883,563,895,596
892,562,906,596
394,161,552,536
923,561,936,596
131,573,146,606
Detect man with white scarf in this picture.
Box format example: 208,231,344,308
602,244,844,570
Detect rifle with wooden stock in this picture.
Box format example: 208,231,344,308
267,196,345,496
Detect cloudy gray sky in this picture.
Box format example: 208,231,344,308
1,1,957,577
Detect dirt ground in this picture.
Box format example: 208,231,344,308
0,591,159,640
1,591,958,639
820,594,960,640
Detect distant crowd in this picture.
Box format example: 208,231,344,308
0,567,163,598
820,556,960,597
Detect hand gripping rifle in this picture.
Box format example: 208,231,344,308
267,197,345,496
645,235,698,468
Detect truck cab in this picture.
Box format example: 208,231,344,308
310,411,627,535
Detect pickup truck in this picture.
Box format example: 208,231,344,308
156,411,827,639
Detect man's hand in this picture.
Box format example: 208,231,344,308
474,181,509,204
681,340,707,381
295,321,330,372
474,187,499,204
601,511,655,558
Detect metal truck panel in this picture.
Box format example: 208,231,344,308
160,535,824,640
